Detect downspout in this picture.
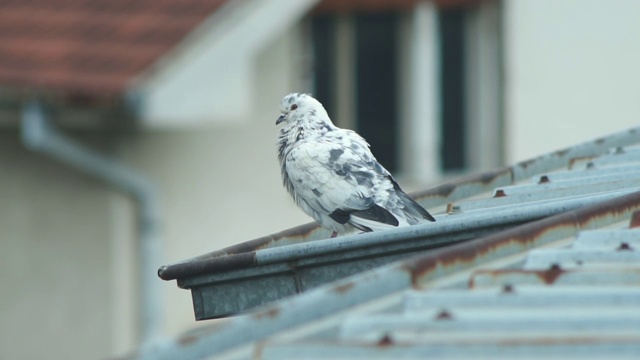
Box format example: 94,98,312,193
21,100,164,346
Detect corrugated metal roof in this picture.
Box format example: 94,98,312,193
141,127,640,359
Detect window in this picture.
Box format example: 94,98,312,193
308,1,503,181
355,13,400,172
439,8,467,171
311,13,401,173
310,15,336,118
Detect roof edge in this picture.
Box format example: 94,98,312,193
129,0,321,127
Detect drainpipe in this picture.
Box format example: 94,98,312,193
21,100,164,347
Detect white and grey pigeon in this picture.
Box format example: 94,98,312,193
276,93,435,237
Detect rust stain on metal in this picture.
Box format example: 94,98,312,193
517,158,537,170
333,282,356,294
629,210,640,228
471,268,567,286
412,167,512,200
178,334,199,346
536,264,565,285
190,222,322,259
405,191,640,289
574,194,640,228
568,156,593,169
446,203,454,213
252,307,281,320
476,167,512,185
377,334,394,347
554,148,570,157
494,336,616,347
404,215,575,288
177,321,229,347
263,222,324,245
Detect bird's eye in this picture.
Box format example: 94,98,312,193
291,104,298,110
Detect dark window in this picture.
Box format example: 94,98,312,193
310,15,336,119
355,13,399,172
439,8,467,171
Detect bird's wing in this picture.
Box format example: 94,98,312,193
285,130,399,230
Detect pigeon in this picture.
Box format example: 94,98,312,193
276,93,435,237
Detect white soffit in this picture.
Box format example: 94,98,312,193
130,0,320,128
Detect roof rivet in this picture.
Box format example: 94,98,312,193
435,309,453,320
448,204,462,214
502,284,515,294
377,334,394,347
617,242,633,251
494,189,507,198
549,263,562,271
538,175,550,184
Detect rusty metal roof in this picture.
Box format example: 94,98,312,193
145,126,640,359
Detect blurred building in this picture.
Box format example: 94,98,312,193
0,0,639,359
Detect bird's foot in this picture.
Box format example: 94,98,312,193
330,231,338,238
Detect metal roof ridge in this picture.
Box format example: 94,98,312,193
159,126,640,267
158,187,638,281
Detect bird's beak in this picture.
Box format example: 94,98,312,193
276,114,286,125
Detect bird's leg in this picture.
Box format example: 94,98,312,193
330,231,338,238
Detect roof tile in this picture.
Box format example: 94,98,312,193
0,0,486,98
0,0,227,97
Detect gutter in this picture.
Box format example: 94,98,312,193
21,100,164,346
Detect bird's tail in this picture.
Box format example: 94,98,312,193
386,176,436,223
397,190,436,223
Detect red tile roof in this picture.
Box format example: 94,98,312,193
0,0,485,100
0,0,227,97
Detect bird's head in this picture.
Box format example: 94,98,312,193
276,93,329,126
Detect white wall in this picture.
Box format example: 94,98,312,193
137,0,319,127
115,26,311,351
504,0,640,162
0,133,115,360
0,25,311,360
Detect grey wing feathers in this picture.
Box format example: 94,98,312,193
329,205,399,230
388,176,436,222
322,130,435,228
285,128,435,232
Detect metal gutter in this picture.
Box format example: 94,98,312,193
21,100,164,344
